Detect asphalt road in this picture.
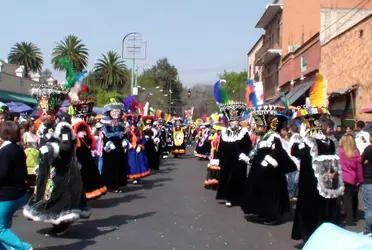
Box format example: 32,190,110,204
12,150,364,250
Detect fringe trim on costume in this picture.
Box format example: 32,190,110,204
23,206,82,225
85,186,107,200
194,152,210,159
221,127,248,142
172,149,186,155
128,169,151,180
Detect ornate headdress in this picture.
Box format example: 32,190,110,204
213,79,247,121
251,105,289,132
30,83,67,116
291,73,331,137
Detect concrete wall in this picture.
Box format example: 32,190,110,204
320,16,372,121
281,0,372,55
247,37,263,81
279,35,320,86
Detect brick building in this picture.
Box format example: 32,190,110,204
321,14,372,123
254,0,372,103
247,36,263,82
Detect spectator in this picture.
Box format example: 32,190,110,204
0,121,32,250
339,135,363,226
355,120,370,155
362,126,372,235
345,126,354,136
334,125,343,141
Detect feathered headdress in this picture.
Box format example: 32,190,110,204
214,80,229,104
245,79,258,109
309,73,327,108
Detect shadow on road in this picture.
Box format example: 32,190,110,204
35,240,96,250
89,193,146,209
36,212,156,240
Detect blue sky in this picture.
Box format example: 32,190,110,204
0,0,267,86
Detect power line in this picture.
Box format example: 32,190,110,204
320,0,371,35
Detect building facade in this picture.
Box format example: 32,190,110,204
247,36,263,82
321,15,372,123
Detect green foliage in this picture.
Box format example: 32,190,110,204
218,71,247,102
93,51,129,91
8,41,43,77
52,35,88,72
137,58,184,114
89,84,122,107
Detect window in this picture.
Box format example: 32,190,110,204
300,55,308,73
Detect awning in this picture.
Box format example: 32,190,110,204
0,90,37,106
328,85,358,99
286,81,313,105
361,104,372,113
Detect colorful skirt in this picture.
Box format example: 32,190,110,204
128,149,151,180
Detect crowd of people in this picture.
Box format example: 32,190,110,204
0,59,192,249
193,76,372,246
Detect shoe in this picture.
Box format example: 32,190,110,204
21,242,33,250
133,180,138,185
45,223,71,237
225,201,232,207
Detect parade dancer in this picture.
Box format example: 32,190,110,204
242,105,297,224
194,124,212,160
204,120,225,189
143,116,160,171
213,101,252,207
172,118,186,157
99,99,128,193
291,74,344,242
23,121,89,236
126,114,151,184
69,82,107,200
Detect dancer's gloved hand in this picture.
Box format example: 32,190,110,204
77,131,86,138
122,140,128,148
260,155,279,168
136,146,141,153
104,141,116,152
238,153,250,164
300,123,308,138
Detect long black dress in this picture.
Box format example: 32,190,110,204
23,122,86,225
242,132,297,221
74,121,107,199
291,137,343,241
215,127,252,204
100,123,128,191
143,128,160,171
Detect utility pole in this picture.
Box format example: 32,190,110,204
122,32,146,96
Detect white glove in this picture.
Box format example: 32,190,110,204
239,153,250,164
154,138,160,144
300,123,308,137
261,155,279,168
209,159,220,166
136,146,141,153
104,141,115,152
40,145,49,155
122,140,128,148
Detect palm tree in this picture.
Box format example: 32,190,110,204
52,35,88,72
8,42,43,77
94,51,129,90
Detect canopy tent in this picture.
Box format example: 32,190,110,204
0,90,37,106
6,101,33,114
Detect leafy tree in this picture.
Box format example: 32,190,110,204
52,35,88,72
218,71,247,102
8,42,43,77
137,58,184,114
93,51,129,91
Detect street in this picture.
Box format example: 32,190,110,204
13,151,364,250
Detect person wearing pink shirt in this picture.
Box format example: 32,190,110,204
339,135,363,226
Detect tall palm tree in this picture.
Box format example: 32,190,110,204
8,42,43,77
94,51,129,90
52,35,88,72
